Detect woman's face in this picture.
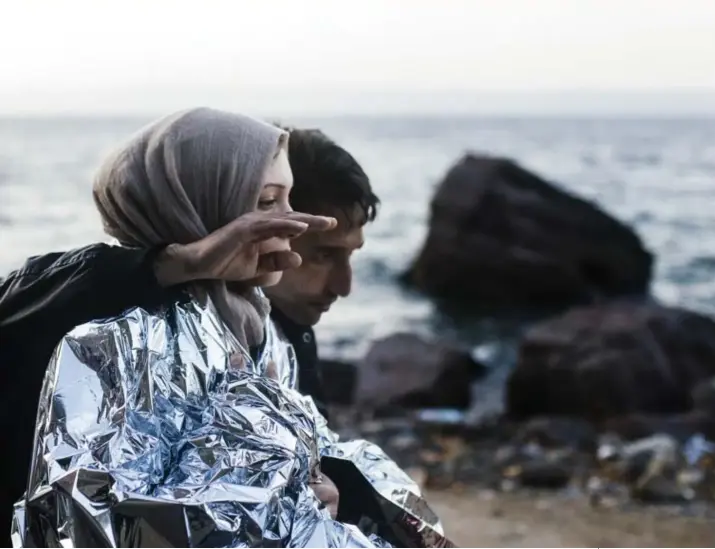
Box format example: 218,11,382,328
249,146,294,287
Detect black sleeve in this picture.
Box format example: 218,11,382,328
0,243,166,344
0,243,170,543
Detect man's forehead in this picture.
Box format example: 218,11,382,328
312,204,366,228
308,205,365,247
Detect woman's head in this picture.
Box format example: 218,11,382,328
250,141,293,287
92,107,291,348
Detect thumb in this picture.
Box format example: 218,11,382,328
229,352,247,371
256,250,302,274
265,360,279,381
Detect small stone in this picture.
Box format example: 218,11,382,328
502,465,523,479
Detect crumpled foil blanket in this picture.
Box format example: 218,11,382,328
11,295,453,548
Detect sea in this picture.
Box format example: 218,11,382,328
1,116,714,414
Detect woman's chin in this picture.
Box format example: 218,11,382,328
245,271,283,288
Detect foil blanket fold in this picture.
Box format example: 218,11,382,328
11,296,452,548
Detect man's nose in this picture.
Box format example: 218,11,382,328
329,263,352,298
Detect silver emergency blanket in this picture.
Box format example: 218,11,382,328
11,294,452,548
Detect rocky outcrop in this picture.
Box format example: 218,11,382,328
692,377,715,415
351,333,487,411
506,303,715,422
402,154,653,310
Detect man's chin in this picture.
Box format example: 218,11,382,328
264,296,325,327
294,305,325,327
301,308,323,326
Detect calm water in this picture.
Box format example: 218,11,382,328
1,116,714,375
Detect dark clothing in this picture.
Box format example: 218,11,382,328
0,244,326,544
269,306,327,413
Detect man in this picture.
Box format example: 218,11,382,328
0,127,379,540
265,127,378,412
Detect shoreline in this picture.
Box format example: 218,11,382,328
427,488,715,547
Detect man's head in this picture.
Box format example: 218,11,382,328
265,127,379,326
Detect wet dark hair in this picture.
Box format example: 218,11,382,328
274,125,379,226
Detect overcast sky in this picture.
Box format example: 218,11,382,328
1,0,714,116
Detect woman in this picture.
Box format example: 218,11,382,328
13,108,447,548
93,107,307,351
0,111,339,544
94,106,341,512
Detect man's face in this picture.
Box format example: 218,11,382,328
266,205,365,326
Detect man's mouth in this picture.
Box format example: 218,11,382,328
312,301,334,313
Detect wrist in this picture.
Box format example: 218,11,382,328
153,244,198,287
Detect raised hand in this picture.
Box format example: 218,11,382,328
310,473,340,519
154,211,337,286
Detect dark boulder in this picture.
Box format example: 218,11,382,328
402,154,653,309
506,303,715,422
353,333,487,412
691,377,715,415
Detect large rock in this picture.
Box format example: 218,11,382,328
691,377,715,415
402,154,653,309
506,303,715,422
353,333,487,411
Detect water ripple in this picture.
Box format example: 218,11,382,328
1,116,714,360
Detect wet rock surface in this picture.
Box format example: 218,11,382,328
320,319,715,517
507,302,715,422
324,332,487,412
692,377,715,414
401,154,653,310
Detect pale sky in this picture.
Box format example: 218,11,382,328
1,0,714,115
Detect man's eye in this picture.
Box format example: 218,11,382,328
258,199,277,210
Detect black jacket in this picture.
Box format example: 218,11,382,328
0,244,326,544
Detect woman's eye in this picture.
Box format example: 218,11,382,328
258,198,278,210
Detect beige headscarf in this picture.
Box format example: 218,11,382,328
92,107,288,349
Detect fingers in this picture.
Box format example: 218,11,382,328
309,480,340,519
247,219,309,243
248,213,337,241
285,212,337,232
256,250,302,274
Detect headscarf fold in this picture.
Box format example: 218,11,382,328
92,107,288,349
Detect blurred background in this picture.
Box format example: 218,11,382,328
1,0,715,546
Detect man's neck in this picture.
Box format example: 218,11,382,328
269,301,308,331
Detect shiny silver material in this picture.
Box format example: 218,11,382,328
11,295,450,548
